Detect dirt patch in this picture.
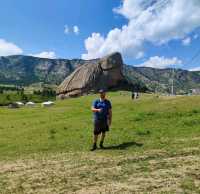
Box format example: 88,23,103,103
0,148,200,194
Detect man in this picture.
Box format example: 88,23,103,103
91,89,112,151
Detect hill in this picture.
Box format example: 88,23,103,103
0,55,200,93
0,55,98,85
124,65,200,93
0,92,200,193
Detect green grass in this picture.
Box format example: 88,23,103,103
0,92,200,159
1,92,200,193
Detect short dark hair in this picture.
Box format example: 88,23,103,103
99,89,106,93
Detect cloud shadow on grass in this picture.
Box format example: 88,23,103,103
104,141,143,150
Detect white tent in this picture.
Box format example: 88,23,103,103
15,102,24,107
41,101,54,107
26,101,35,107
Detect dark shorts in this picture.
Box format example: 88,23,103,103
94,120,109,135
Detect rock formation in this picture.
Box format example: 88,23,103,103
56,52,133,98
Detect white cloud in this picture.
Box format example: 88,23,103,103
136,51,144,59
30,51,56,59
64,25,69,34
189,67,200,71
82,0,200,59
113,0,145,20
137,56,182,69
0,39,23,56
82,33,105,59
182,37,191,46
73,25,79,35
64,25,80,35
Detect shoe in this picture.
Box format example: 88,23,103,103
90,144,97,151
100,141,105,149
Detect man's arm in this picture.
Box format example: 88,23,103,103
91,100,102,113
108,109,112,126
91,107,101,113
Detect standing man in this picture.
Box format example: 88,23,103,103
91,89,112,151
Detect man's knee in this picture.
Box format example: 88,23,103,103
94,130,101,135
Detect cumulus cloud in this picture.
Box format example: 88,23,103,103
182,37,191,46
82,0,200,59
82,33,105,59
30,51,56,59
137,56,182,69
0,39,23,56
73,25,79,35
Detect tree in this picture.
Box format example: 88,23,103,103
21,94,28,102
6,95,10,100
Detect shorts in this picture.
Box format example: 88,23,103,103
94,120,109,135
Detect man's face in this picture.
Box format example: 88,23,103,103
100,92,106,99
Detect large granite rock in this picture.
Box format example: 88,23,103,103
56,52,133,98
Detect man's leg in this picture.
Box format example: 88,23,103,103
91,134,98,151
100,132,106,148
94,134,98,145
91,121,99,151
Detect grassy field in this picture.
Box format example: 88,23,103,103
0,92,200,193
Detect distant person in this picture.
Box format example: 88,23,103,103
136,92,139,99
132,92,139,100
91,89,112,151
131,92,134,99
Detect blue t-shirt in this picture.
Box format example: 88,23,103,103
92,99,112,121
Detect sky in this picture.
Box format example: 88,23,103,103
0,0,200,70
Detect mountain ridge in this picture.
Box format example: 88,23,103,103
0,55,200,93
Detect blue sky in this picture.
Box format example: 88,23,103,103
0,0,200,70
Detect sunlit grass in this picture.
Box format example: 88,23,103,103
0,92,200,159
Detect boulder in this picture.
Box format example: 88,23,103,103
56,52,133,98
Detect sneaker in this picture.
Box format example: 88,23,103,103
90,144,97,151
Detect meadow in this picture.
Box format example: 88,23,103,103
0,92,200,193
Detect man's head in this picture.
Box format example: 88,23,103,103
99,89,106,99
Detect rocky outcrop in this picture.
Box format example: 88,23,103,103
56,52,133,98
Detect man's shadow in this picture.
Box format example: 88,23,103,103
104,141,143,150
